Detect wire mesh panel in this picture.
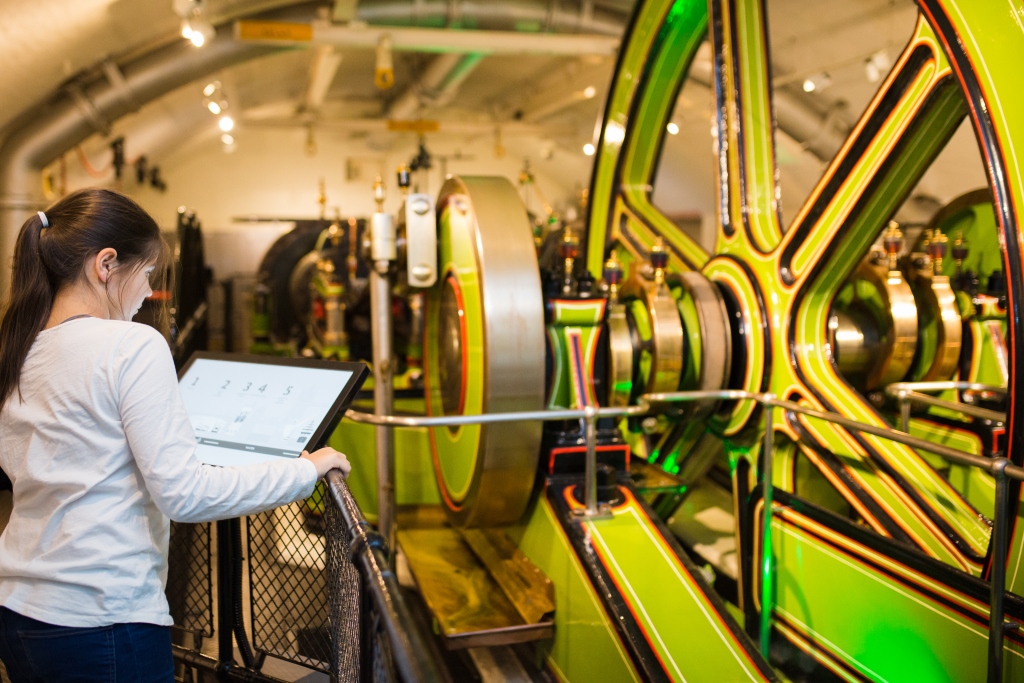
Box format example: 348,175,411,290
247,499,333,672
165,521,213,638
325,486,361,683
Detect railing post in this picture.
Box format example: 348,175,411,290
584,405,599,516
898,390,910,433
988,458,1010,683
760,394,775,659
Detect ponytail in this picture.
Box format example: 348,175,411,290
0,189,163,407
0,213,56,406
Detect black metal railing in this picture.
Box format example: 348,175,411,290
324,470,448,683
167,474,444,682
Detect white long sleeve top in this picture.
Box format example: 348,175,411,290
0,317,318,627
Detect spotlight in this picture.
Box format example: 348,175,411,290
666,122,679,135
221,134,234,145
207,101,221,115
181,20,193,39
219,115,234,132
583,143,596,156
583,86,597,99
801,72,832,94
865,50,891,84
202,81,219,97
188,19,215,47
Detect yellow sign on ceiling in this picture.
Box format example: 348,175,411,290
387,120,441,134
235,20,313,42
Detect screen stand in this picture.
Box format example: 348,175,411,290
216,519,236,669
213,517,268,677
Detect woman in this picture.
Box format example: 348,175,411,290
0,189,349,682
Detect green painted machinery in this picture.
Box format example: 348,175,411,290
395,0,1024,681
252,0,1024,680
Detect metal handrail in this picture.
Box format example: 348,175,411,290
346,388,1021,683
885,381,1008,431
324,470,448,683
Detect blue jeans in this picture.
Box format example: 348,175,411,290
0,607,173,683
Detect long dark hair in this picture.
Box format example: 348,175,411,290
0,189,166,407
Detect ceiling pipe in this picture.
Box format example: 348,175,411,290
0,26,286,299
355,0,626,36
387,53,483,120
252,23,621,55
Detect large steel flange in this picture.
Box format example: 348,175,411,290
670,271,733,417
907,234,962,382
909,272,961,382
423,176,546,528
605,301,634,407
619,274,685,397
830,258,919,391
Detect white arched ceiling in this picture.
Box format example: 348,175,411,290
0,0,306,135
1,0,992,279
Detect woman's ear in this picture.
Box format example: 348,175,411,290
92,248,119,284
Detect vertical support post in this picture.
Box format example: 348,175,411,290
988,458,1009,683
370,177,397,565
370,259,395,563
584,406,599,516
899,391,910,433
760,394,775,660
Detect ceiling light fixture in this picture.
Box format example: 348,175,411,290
188,19,215,47
207,101,221,115
583,86,597,99
221,134,234,145
801,72,832,94
203,81,219,98
173,0,214,48
864,50,891,84
583,143,596,156
666,122,680,135
375,35,394,90
219,115,234,132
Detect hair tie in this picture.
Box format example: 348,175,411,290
37,211,49,229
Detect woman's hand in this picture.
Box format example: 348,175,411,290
300,447,352,479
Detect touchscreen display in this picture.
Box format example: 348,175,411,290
179,358,354,467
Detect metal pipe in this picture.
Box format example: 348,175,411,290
387,52,485,120
242,22,621,55
988,458,1010,683
760,395,775,658
345,388,1024,481
326,471,449,683
899,390,911,433
897,391,1005,424
769,397,1001,474
583,406,599,516
886,381,1007,396
370,259,396,563
355,0,627,36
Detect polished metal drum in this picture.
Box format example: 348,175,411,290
423,176,546,528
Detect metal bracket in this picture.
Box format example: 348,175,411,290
405,192,437,287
